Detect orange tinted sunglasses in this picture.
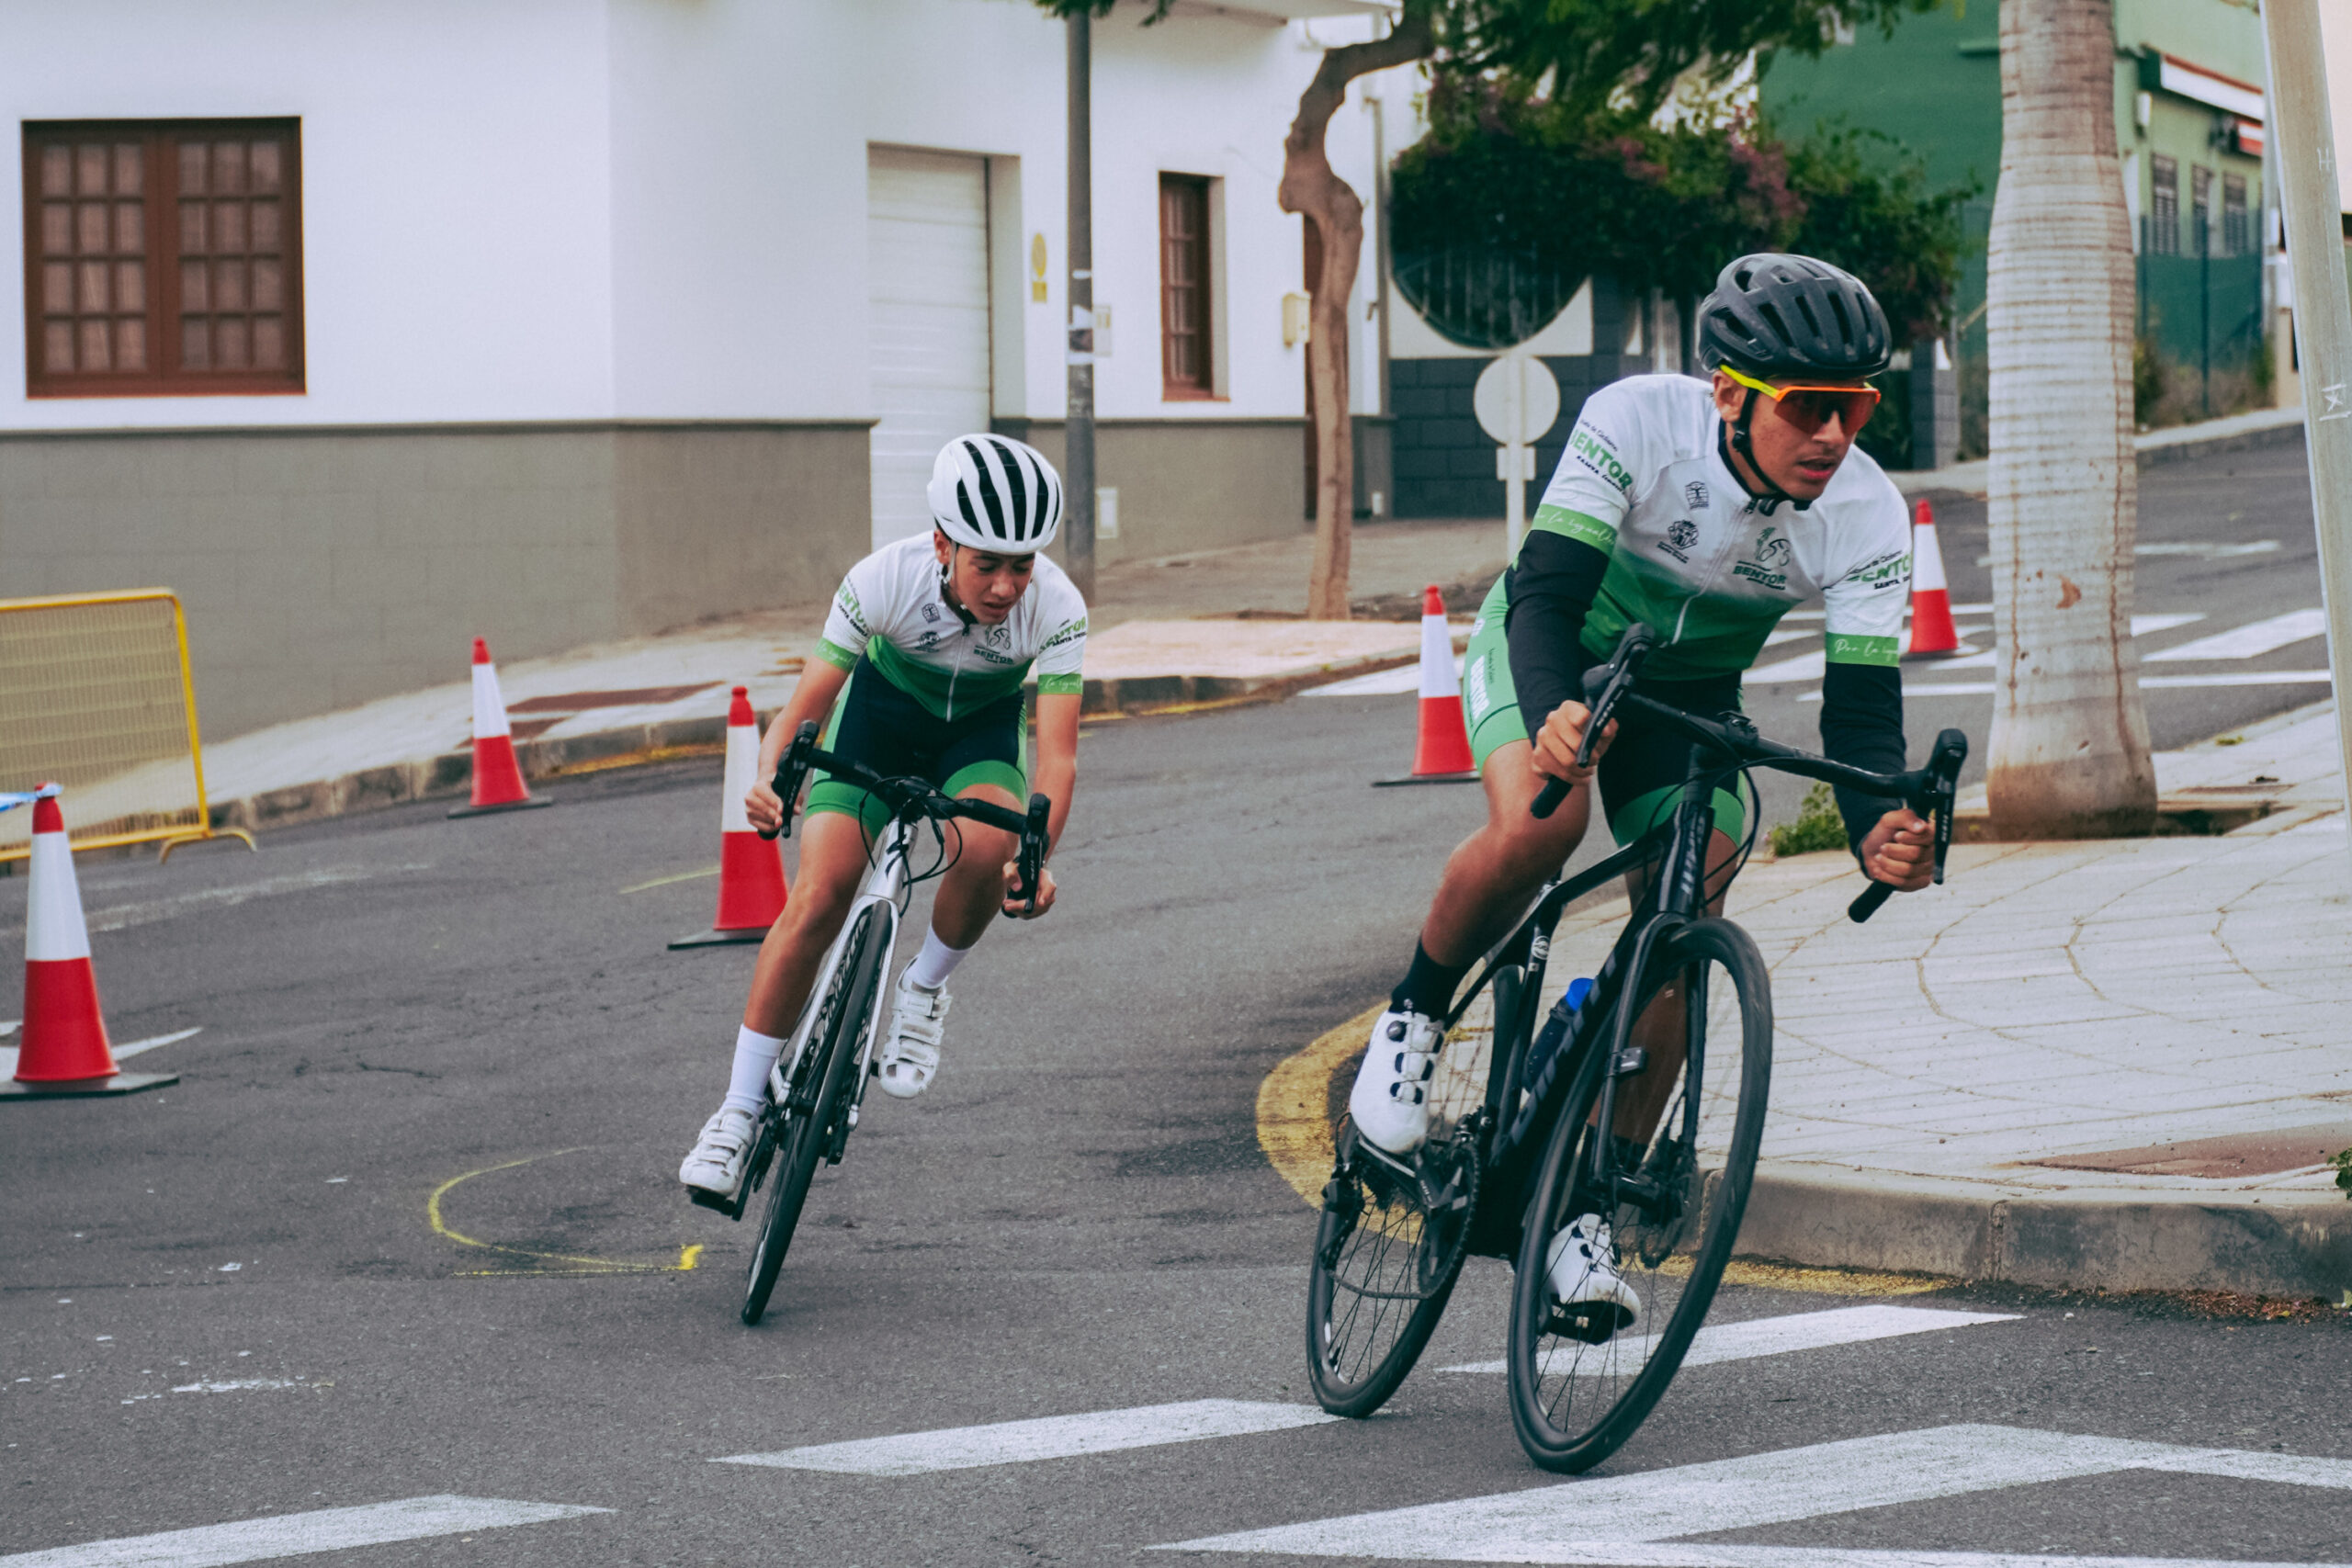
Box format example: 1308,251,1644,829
1720,365,1882,437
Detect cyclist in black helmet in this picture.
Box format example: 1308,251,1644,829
1346,254,1935,1337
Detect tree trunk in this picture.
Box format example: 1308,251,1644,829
1279,8,1433,620
1984,0,2156,838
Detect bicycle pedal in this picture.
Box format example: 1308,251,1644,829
685,1185,742,1219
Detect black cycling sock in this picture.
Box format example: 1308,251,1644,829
1391,942,1470,1019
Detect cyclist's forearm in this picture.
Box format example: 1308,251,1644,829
1031,692,1081,853
761,660,852,774
1820,660,1905,855
1504,533,1610,733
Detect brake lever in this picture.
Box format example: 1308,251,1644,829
757,720,822,841
1008,793,1051,913
1534,626,1657,821
1850,728,1970,922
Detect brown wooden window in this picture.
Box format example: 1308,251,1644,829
2148,154,2179,256
1159,174,1213,399
24,119,302,397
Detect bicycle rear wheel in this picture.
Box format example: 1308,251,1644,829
741,906,888,1327
1305,999,1500,1418
1506,917,1772,1472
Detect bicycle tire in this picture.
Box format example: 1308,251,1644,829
1506,917,1773,1472
741,907,888,1326
1305,1126,1476,1417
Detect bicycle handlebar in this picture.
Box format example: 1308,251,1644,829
758,720,1053,914
1527,625,1969,922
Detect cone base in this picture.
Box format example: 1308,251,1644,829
0,1070,177,1100
448,796,556,819
668,926,773,950
1372,772,1482,787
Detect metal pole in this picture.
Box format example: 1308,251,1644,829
1369,92,1393,426
1063,13,1096,601
2259,0,2352,812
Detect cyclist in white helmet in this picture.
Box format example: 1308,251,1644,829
679,434,1087,1200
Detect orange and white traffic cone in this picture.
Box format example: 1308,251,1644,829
1903,498,1962,660
449,637,552,818
1374,585,1479,786
671,687,788,950
3,784,175,1099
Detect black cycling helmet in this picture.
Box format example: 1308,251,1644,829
1697,254,1892,382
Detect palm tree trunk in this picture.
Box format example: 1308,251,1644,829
1280,6,1433,620
1984,0,2156,837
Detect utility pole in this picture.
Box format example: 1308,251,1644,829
1063,12,1096,601
2259,0,2352,810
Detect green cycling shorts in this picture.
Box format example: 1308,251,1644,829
806,657,1027,839
1462,573,1752,848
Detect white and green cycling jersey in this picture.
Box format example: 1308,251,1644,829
1532,374,1911,678
815,532,1088,719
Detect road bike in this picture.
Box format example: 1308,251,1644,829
1306,623,1966,1472
693,720,1049,1327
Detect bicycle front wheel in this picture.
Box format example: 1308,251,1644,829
1507,917,1772,1472
741,906,888,1327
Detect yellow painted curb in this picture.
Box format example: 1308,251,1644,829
1256,1001,1383,1208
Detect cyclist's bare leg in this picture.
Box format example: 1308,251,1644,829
1417,739,1595,969
741,810,877,1036
1611,829,1742,1144
927,783,1021,949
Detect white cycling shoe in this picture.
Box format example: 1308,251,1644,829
1347,1006,1442,1156
1544,1213,1643,1341
679,1107,756,1197
876,969,949,1100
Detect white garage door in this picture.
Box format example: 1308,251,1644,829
868,147,992,547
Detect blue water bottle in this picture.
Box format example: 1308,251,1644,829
1523,976,1594,1088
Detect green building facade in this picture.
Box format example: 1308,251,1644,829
1761,0,2272,451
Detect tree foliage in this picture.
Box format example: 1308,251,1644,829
1390,72,1975,344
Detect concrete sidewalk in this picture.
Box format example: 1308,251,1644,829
184,518,1508,833
1451,700,2351,1299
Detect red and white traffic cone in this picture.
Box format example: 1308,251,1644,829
449,637,552,818
4,784,175,1100
1374,585,1479,786
670,687,788,950
1903,498,1962,660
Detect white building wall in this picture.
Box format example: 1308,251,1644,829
0,0,1387,432
0,0,616,431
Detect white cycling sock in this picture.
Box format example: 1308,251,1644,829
721,1024,788,1117
903,929,973,993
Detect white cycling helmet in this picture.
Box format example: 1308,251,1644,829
927,434,1063,554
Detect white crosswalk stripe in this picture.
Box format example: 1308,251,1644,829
713,1398,1338,1476
0,1496,608,1568
2143,608,2327,661
1435,1303,2018,1376
1159,1424,2352,1563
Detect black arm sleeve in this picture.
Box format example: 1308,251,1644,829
1502,532,1612,742
1820,660,1906,859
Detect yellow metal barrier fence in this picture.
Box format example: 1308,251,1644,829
0,589,254,863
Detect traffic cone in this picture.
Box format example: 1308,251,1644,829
448,637,552,818
670,687,788,950
1374,586,1479,786
3,785,175,1100
1903,498,1962,660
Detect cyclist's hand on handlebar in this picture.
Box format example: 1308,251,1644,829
1001,863,1057,920
1532,700,1616,786
746,780,786,837
1859,807,1934,892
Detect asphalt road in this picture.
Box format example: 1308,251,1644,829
5,658,2349,1564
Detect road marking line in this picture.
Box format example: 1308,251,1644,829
1844,671,2337,702
716,1399,1340,1476
0,1495,609,1567
1159,1423,2352,1562
2143,608,2327,662
1436,1303,2019,1375
427,1150,701,1276
0,1025,197,1079
1159,1547,2352,1566
619,864,720,894
2131,611,2208,637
